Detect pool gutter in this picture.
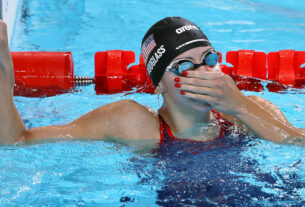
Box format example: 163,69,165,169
1,0,19,46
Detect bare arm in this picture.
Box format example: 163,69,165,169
233,95,305,143
0,21,26,144
178,65,305,144
0,22,159,144
24,99,160,142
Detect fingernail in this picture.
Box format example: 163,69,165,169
182,71,188,76
174,83,181,88
180,91,185,95
174,77,180,82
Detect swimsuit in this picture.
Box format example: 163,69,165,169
158,110,233,145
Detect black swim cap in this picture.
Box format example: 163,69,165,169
141,17,211,87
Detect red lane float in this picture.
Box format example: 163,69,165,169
94,50,153,94
10,49,305,97
220,50,305,92
267,50,305,86
222,50,267,79
12,52,74,97
220,50,266,92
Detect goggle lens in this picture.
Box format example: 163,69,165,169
176,61,194,74
204,52,219,67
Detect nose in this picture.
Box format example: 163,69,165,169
196,63,220,72
194,64,210,72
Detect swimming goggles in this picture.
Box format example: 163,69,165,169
166,48,220,75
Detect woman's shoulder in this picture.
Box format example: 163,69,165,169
104,99,158,116
96,99,161,140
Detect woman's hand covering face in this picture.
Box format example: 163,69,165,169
175,65,246,115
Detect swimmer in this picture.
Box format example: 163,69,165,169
0,17,304,145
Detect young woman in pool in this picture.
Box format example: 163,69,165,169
0,17,304,145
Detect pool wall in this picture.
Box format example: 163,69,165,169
2,0,19,45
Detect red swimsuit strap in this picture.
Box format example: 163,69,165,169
158,114,177,144
158,114,165,144
158,111,233,144
211,110,233,138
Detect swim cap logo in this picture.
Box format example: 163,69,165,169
146,45,166,75
176,24,199,34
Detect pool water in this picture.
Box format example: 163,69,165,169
1,0,305,206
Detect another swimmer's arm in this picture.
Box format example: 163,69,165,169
233,95,305,144
0,21,27,144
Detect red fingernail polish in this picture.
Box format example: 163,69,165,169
174,77,180,82
182,71,188,76
175,83,181,88
180,91,185,95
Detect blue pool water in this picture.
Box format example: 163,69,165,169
1,0,305,206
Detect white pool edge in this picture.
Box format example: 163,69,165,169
2,0,19,46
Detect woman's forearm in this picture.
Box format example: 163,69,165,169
234,96,305,143
0,21,27,144
0,88,26,144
